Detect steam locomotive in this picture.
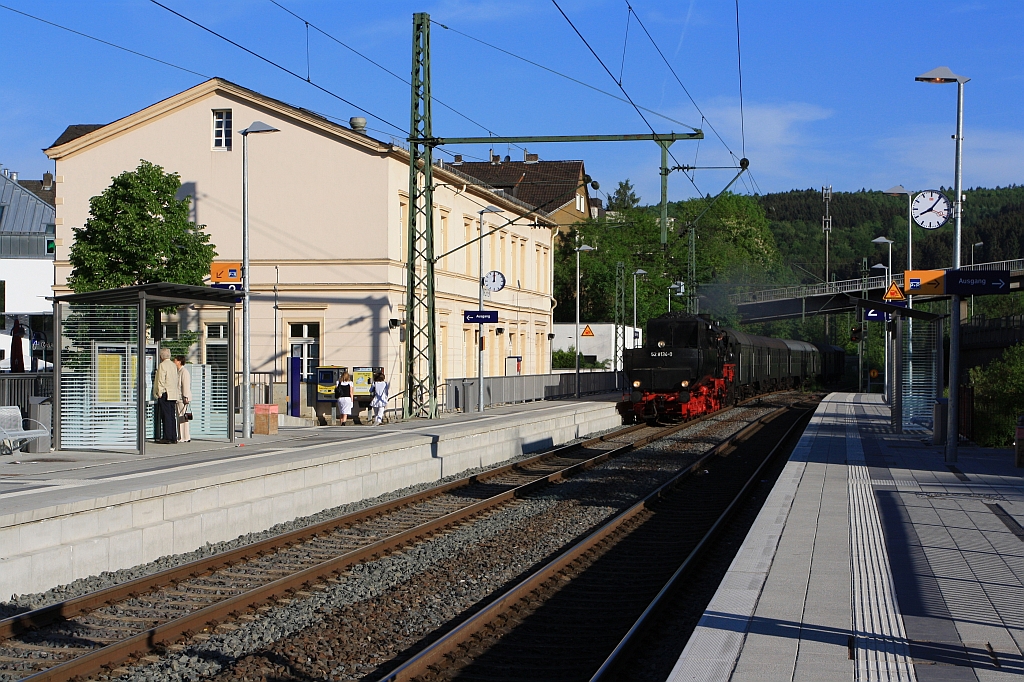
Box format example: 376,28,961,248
618,312,844,423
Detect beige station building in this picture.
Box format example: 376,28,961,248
44,78,563,412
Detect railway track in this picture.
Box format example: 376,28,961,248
0,397,778,682
375,398,819,682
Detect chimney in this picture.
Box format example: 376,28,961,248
349,116,367,133
42,172,53,190
524,151,539,164
490,150,500,164
9,171,17,182
452,154,463,165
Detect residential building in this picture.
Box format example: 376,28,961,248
453,154,595,235
44,78,558,411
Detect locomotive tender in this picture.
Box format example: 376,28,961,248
619,312,844,423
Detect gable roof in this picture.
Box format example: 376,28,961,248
45,78,390,160
454,160,587,214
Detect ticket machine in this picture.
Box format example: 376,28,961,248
315,365,348,424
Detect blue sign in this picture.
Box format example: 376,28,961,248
211,282,242,303
464,310,498,323
862,300,905,322
944,269,1011,296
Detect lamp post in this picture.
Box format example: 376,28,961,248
575,244,596,398
971,241,983,317
917,66,969,463
477,206,503,412
668,281,684,312
872,237,894,285
884,186,913,306
871,262,890,402
632,269,647,343
240,121,279,439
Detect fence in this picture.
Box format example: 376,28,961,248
0,373,53,416
444,371,619,412
233,371,274,407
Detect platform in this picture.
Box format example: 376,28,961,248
0,397,621,600
671,392,1024,682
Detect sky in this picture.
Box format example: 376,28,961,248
1,0,1022,205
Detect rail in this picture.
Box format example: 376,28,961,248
444,371,619,411
729,257,1024,305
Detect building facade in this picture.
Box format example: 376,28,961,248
45,79,558,409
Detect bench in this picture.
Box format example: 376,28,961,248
0,405,49,456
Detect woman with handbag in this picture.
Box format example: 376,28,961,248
173,355,193,443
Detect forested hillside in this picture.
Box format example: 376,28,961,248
552,183,1024,333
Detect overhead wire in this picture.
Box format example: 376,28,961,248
0,3,210,79
429,19,700,133
267,0,529,156
147,0,407,135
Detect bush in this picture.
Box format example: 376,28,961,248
552,346,608,369
968,342,1024,447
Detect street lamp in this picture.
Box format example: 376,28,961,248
632,269,647,341
668,281,685,312
971,241,984,318
917,65,969,463
871,237,894,285
871,262,891,403
884,185,913,304
240,121,279,439
477,206,503,412
575,244,596,398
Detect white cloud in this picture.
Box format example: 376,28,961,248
877,126,1024,191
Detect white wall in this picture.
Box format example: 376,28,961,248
0,258,52,313
553,323,642,366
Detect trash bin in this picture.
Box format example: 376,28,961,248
26,397,51,453
461,380,478,413
1015,415,1024,468
933,398,948,446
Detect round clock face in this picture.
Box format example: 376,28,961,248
911,190,951,230
483,270,506,292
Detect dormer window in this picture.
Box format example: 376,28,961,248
213,110,232,150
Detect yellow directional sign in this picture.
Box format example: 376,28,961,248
211,262,242,283
904,269,945,295
883,281,907,302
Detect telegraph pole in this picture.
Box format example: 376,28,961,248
614,262,625,389
822,185,832,339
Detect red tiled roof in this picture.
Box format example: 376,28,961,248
456,160,586,214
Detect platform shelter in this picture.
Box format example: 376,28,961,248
51,283,240,455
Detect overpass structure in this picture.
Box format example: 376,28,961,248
730,257,1024,323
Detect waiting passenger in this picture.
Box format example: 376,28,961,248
335,371,354,425
370,371,389,425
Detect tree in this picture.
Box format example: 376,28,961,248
607,179,640,211
68,160,217,292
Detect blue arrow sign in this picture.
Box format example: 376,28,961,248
944,269,1011,295
211,282,242,302
464,310,498,323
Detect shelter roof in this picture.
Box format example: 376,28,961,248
52,283,241,307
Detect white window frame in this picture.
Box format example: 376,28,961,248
213,109,233,150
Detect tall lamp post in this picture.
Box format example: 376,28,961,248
971,241,984,318
240,121,279,439
632,269,647,348
575,244,596,398
883,186,914,306
917,66,968,463
477,206,503,412
871,262,890,402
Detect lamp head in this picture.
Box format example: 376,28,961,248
479,205,503,215
883,185,909,196
240,121,279,135
634,268,647,275
973,241,984,247
871,237,894,245
871,263,886,270
915,66,969,84
577,244,596,252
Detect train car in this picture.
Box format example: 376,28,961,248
619,312,839,424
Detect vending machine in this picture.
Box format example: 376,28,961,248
315,365,348,424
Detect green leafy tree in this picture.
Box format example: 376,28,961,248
68,160,217,292
607,179,640,211
969,342,1024,446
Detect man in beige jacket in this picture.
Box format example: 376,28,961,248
154,347,180,443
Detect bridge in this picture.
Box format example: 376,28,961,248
729,258,1024,323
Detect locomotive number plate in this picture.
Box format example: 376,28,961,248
650,351,673,357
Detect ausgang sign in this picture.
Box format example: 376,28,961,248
944,270,1012,296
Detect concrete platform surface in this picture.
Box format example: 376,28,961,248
671,392,1024,682
0,397,621,599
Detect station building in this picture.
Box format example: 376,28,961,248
45,78,559,413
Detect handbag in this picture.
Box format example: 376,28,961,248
184,407,194,421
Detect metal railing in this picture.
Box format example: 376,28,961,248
729,257,1024,305
444,371,618,412
233,371,274,406
0,373,53,416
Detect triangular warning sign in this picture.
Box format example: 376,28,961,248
581,325,595,337
883,281,906,302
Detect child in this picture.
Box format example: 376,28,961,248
370,371,389,425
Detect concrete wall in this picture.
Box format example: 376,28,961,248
553,323,643,365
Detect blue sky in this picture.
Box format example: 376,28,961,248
1,0,1022,205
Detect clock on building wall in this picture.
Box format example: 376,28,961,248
911,190,952,230
483,270,506,292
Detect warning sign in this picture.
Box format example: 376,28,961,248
882,281,906,302
581,325,595,337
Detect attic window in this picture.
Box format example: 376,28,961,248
213,110,232,150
